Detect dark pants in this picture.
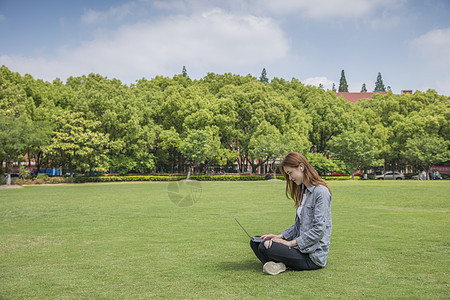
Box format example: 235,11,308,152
250,239,321,271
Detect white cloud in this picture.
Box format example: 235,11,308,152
303,77,337,90
410,28,450,95
81,2,137,24
257,0,402,20
370,10,403,29
0,9,290,83
411,28,450,66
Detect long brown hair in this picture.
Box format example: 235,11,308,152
280,152,331,208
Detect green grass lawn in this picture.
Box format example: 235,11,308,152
0,181,448,299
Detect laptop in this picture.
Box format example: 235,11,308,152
234,216,265,243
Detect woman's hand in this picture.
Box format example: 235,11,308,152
264,237,297,249
260,234,283,240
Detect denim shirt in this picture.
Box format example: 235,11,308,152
282,184,332,267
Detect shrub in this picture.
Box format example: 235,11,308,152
16,176,69,185
73,175,184,183
190,174,266,181
322,175,361,181
19,166,32,179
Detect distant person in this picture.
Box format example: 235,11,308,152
421,170,427,180
250,152,332,275
434,170,441,180
265,173,272,180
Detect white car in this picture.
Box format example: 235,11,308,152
375,171,404,180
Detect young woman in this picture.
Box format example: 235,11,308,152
250,152,332,275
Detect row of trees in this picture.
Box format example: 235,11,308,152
333,70,390,93
1,65,449,181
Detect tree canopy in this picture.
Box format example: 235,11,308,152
0,65,449,179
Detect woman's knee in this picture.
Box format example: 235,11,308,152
259,241,271,254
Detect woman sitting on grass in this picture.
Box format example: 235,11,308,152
250,152,332,275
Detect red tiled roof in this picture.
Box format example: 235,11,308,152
335,92,388,103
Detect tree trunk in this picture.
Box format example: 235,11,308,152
5,159,11,185
186,162,192,180
69,155,74,182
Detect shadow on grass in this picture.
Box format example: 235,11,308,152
214,259,261,272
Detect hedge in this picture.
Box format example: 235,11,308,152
323,175,361,181
71,174,359,183
15,174,361,184
72,175,184,183
190,174,266,181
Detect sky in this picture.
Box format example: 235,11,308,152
0,0,449,95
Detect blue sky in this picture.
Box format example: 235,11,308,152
1,0,449,95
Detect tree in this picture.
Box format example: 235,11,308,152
328,130,383,180
338,70,348,92
361,83,367,92
259,68,269,84
45,110,109,178
319,83,324,90
180,128,221,179
332,83,336,92
402,135,450,179
374,72,386,92
305,152,345,176
0,112,31,184
182,66,188,78
306,91,354,153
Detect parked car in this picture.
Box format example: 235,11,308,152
375,171,404,180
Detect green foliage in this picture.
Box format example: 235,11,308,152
17,176,69,185
190,174,266,181
259,68,269,84
328,130,384,179
305,152,346,175
322,175,361,180
338,70,348,92
73,175,184,183
45,110,109,175
1,65,449,178
360,83,367,92
402,135,450,171
18,166,31,179
374,72,386,92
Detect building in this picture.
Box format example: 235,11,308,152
335,92,387,103
335,90,413,103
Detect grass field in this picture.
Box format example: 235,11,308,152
0,181,448,299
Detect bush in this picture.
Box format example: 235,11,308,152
72,174,267,183
16,176,69,185
441,173,450,180
190,174,266,181
17,174,362,184
19,166,32,179
73,175,184,183
322,175,361,181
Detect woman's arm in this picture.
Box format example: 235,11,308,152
295,188,331,252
